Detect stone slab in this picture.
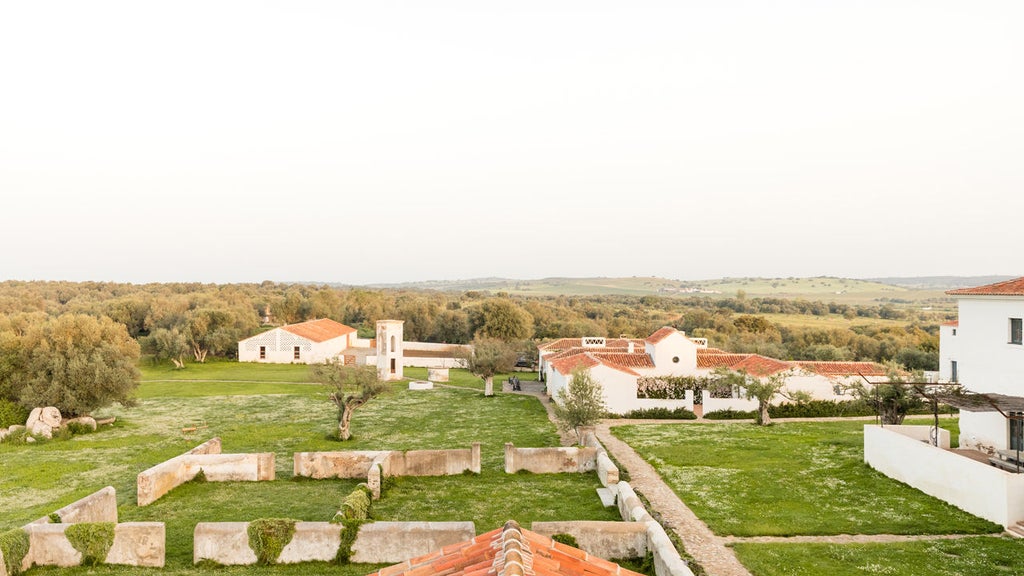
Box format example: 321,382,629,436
532,521,648,560
277,522,342,564
351,522,476,564
194,522,257,565
597,488,617,507
106,523,165,567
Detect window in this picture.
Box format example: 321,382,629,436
952,328,957,336
1011,318,1023,345
950,360,958,383
294,346,301,360
672,356,680,363
259,346,266,360
1011,412,1024,451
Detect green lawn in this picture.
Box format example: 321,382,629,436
612,420,1001,537
2,363,615,575
402,367,539,392
731,537,1024,576
138,358,315,383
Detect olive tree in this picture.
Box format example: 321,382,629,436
553,367,607,444
11,314,141,417
311,361,385,440
715,368,809,426
463,338,517,396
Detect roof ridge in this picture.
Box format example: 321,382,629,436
496,520,532,576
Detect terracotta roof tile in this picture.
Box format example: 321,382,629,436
947,277,1024,296
370,521,643,576
550,354,601,376
590,353,656,370
941,321,959,327
696,353,752,369
279,318,356,343
729,354,793,377
538,338,645,352
645,327,678,344
794,361,888,377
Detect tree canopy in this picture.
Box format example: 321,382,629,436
0,313,141,417
310,362,386,440
553,368,607,443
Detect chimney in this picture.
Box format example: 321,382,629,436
627,342,635,353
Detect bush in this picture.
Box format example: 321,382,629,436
247,518,297,565
620,407,698,420
768,400,876,418
703,408,756,420
0,528,29,575
65,522,115,566
66,421,95,435
551,533,579,547
334,484,372,522
0,399,28,428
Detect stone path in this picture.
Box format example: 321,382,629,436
595,422,755,576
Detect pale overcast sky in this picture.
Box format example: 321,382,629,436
1,1,1021,285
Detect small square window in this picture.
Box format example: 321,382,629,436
259,346,266,359
294,346,301,360
1011,318,1023,345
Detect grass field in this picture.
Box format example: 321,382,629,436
1,360,615,575
731,537,1024,576
612,419,1001,537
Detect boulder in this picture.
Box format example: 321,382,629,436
65,416,97,431
0,428,8,442
8,424,24,434
26,436,36,443
26,406,62,439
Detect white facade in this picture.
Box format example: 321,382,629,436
940,286,1024,452
238,325,352,364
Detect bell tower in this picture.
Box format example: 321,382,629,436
376,319,404,381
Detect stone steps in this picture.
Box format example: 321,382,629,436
1007,522,1024,538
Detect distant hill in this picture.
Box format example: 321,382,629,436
866,276,1015,290
363,275,958,307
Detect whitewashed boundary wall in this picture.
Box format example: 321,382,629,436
137,438,274,506
193,521,475,565
864,424,1024,528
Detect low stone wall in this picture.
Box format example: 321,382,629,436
25,522,165,568
137,438,274,506
194,521,475,565
531,521,647,559
611,482,694,576
28,486,118,526
504,443,597,474
294,445,481,499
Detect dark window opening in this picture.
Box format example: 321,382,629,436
294,346,301,360
259,346,266,360
1011,318,1023,345
1011,412,1024,451
951,360,958,383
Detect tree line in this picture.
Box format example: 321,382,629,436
0,280,946,419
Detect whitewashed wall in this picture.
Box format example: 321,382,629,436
864,424,1024,528
238,329,349,364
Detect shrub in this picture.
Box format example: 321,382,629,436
334,519,368,564
65,522,115,566
247,518,297,565
767,399,875,418
334,484,372,522
551,533,579,547
0,399,28,429
0,528,29,575
703,408,756,420
66,421,95,435
620,407,697,420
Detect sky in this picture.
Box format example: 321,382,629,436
1,1,1021,285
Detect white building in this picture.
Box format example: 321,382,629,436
941,277,1024,452
238,318,356,364
539,327,887,415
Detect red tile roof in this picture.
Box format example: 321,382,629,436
280,318,356,343
645,326,678,344
368,520,644,576
941,321,959,327
696,353,753,369
545,346,634,362
730,354,793,377
538,338,645,352
591,353,656,370
550,353,601,376
794,361,888,377
947,277,1024,296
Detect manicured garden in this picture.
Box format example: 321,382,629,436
1,360,613,575
612,419,1000,537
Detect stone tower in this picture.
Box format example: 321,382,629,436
376,319,404,381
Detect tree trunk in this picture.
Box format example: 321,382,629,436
171,357,185,369
338,404,353,440
758,401,772,426
485,376,494,397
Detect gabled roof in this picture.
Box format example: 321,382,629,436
645,326,678,344
280,318,356,343
946,277,1024,296
591,352,656,371
369,520,644,576
729,354,793,377
550,353,643,377
794,361,888,377
538,338,645,352
696,353,753,370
